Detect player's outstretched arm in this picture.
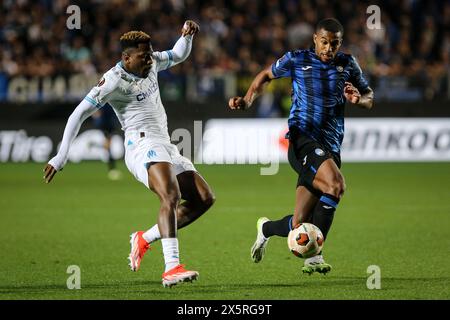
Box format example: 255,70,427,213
43,99,99,183
170,20,199,63
152,20,199,71
228,66,275,110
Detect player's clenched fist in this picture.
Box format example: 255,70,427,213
181,20,200,36
343,81,361,104
228,97,248,110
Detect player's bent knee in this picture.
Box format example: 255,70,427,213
341,181,347,195
325,178,345,198
160,191,181,209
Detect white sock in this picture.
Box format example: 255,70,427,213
161,238,180,272
142,225,161,243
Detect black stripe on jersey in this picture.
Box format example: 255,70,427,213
302,53,314,134
320,66,329,135
310,60,322,139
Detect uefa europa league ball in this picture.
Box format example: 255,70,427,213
287,223,324,258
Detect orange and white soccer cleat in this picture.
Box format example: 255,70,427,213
128,231,150,272
162,264,199,288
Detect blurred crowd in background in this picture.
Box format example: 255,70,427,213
0,0,449,109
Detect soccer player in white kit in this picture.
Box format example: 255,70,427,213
43,21,216,287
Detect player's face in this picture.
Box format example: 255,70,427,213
123,43,153,78
313,29,343,63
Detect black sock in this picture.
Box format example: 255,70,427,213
312,193,339,240
262,215,293,238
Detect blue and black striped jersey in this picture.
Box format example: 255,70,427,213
271,48,369,154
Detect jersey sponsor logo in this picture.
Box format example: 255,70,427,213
136,80,159,101
301,66,312,71
97,78,105,87
315,148,325,156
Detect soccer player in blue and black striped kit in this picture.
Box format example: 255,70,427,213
229,18,374,274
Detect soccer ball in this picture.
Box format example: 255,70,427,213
287,223,324,258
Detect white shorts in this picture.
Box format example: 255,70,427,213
124,133,196,188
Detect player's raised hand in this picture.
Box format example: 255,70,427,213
43,163,57,184
228,97,248,110
181,20,200,36
344,81,361,104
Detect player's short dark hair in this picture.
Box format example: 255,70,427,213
119,31,151,52
316,18,344,36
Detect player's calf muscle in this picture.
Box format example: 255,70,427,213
198,190,215,209
184,185,215,206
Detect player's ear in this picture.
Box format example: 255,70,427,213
122,51,130,64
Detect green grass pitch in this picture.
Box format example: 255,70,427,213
0,162,449,300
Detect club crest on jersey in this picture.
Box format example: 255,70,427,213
97,78,105,87
315,148,325,156
336,66,344,72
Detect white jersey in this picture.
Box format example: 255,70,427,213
85,54,176,143
47,35,193,171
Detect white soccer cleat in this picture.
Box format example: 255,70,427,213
302,254,332,275
251,217,270,263
162,264,199,288
128,231,150,272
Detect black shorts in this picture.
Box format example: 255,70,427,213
287,129,341,197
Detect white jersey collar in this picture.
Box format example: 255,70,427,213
116,61,146,81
